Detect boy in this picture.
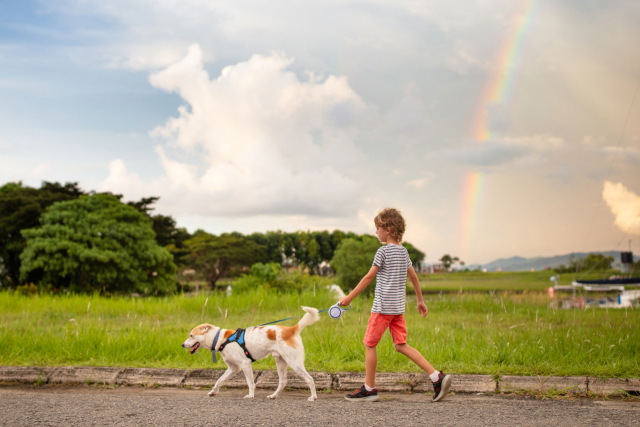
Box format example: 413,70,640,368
338,208,452,402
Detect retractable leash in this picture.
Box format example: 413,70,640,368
210,302,351,362
258,302,351,326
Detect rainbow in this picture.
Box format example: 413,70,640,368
462,0,540,258
473,0,540,142
461,172,485,256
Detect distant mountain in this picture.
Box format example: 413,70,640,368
482,251,639,272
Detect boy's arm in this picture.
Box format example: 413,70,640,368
338,265,379,306
408,266,428,318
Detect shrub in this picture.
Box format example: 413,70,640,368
251,262,281,284
233,265,330,294
330,236,381,294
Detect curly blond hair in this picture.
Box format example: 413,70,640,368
374,208,406,242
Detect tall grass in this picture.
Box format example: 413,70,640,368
0,290,638,377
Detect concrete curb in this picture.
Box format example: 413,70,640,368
1,366,638,395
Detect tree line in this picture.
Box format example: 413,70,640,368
0,181,425,294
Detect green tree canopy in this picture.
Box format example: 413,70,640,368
403,241,426,268
330,236,381,293
439,254,460,270
0,181,85,287
19,193,177,294
184,231,264,288
124,196,192,259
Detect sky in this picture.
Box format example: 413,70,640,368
1,0,639,265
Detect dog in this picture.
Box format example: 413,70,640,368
182,306,320,401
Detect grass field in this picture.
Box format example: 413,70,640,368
415,269,638,292
1,285,638,378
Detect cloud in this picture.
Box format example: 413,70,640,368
100,44,367,217
406,177,430,189
32,164,51,177
101,159,144,191
444,135,564,167
373,92,433,144
602,181,640,235
601,146,640,165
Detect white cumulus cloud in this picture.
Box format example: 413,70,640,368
100,44,367,218
602,181,640,235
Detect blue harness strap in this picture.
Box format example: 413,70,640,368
218,328,256,362
210,329,221,363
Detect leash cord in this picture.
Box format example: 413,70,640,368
257,308,331,326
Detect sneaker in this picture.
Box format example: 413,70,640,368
432,371,452,402
344,385,379,402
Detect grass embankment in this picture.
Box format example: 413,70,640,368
415,270,634,292
1,289,638,377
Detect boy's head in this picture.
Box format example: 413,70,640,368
374,208,406,243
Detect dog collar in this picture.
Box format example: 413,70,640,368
211,329,221,363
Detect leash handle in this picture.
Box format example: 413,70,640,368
328,302,351,319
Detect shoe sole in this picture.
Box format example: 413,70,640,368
344,395,380,402
432,375,452,402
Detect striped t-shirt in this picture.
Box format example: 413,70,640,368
371,244,412,314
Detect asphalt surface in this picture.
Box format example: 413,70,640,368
1,385,639,426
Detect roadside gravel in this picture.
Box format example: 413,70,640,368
1,385,639,426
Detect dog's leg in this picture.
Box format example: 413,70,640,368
288,361,317,402
240,362,256,399
209,364,240,396
267,355,288,399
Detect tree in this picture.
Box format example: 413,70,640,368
0,181,85,287
439,254,461,270
184,231,264,288
247,231,285,264
330,236,381,293
19,194,177,294
125,196,191,250
402,241,426,269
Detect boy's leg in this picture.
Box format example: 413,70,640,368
345,313,390,401
362,313,391,388
389,315,452,401
394,343,435,375
365,345,377,387
388,315,434,373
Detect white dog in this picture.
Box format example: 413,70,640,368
182,306,320,401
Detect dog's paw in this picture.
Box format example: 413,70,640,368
208,391,217,397
267,394,278,399
307,396,317,402
243,395,254,399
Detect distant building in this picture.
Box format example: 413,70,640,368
419,262,445,273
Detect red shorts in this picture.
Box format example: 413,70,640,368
363,313,407,347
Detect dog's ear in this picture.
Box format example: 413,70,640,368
201,325,210,333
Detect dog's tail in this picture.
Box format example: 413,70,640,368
296,306,320,333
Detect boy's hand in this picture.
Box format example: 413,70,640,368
338,295,353,307
417,301,428,318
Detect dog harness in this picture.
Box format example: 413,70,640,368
217,328,256,363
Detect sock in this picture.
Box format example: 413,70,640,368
429,371,441,382
364,383,374,391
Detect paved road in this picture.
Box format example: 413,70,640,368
1,385,639,426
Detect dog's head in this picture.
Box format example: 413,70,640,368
182,323,217,355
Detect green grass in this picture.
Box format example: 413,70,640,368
0,289,638,377
415,270,637,292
